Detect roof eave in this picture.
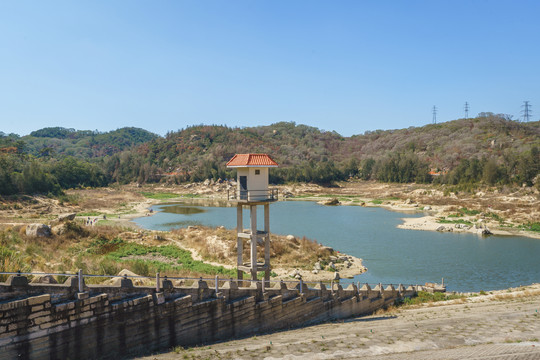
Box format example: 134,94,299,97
226,165,278,168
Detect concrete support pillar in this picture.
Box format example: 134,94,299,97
250,205,257,280
264,203,270,283
236,205,243,280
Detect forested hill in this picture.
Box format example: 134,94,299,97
143,114,539,173
0,127,158,158
121,114,538,185
0,114,539,195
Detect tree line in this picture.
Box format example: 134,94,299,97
1,118,539,196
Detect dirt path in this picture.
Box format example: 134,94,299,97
140,285,540,360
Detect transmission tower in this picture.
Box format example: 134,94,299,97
521,101,532,122
464,102,469,119
432,106,437,124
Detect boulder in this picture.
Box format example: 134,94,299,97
314,262,322,271
30,275,58,284
281,190,294,198
26,224,51,237
51,224,66,236
321,246,334,253
328,262,336,270
58,213,77,222
105,269,146,286
312,269,319,274
333,272,341,280
323,198,340,206
286,234,296,242
478,228,493,236
404,198,412,204
290,269,301,278
424,205,432,210
436,225,446,232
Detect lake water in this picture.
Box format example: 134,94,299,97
132,201,540,292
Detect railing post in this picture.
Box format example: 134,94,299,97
262,279,265,293
215,275,219,294
299,279,303,294
156,272,160,292
78,269,83,293
331,280,334,294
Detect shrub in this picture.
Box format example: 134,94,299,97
88,236,124,255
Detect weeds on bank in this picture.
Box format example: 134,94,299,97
437,217,473,226
397,291,466,306
78,211,103,217
494,289,540,301
517,222,540,233
104,243,237,277
140,192,180,200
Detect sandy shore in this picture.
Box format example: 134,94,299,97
312,194,540,240
140,284,540,360
397,215,540,239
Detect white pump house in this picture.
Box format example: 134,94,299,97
226,154,279,281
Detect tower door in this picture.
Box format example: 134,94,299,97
239,176,248,200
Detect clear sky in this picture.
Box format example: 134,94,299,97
1,1,539,137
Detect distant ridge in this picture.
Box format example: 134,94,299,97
1,114,538,190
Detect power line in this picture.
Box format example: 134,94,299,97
521,101,532,122
432,106,437,124
464,102,469,119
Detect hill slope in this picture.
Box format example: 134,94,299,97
2,127,159,158
114,114,538,185
1,114,538,193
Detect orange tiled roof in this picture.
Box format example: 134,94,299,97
226,154,278,167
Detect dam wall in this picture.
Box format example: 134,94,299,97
0,275,418,359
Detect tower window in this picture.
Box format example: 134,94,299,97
255,170,260,175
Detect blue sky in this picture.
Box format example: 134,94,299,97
1,1,538,137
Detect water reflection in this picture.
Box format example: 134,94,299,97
161,205,206,215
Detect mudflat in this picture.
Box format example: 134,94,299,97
141,284,540,360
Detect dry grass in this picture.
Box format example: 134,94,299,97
494,288,540,301
171,226,335,270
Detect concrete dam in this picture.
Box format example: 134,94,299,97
0,274,420,359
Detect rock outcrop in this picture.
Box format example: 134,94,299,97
58,213,77,222
25,224,52,237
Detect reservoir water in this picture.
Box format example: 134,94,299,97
132,201,540,292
